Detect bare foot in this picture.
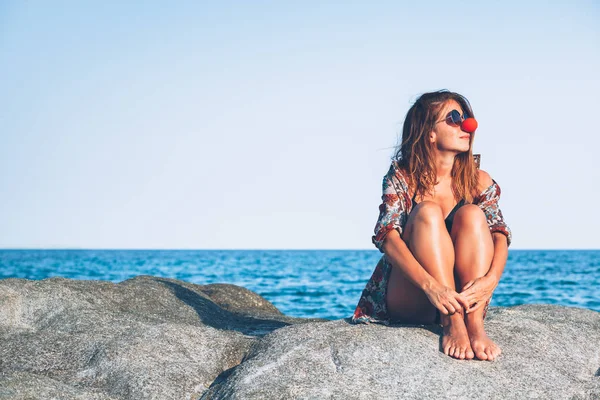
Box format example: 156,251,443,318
465,315,501,361
441,313,474,360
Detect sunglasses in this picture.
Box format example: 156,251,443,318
436,109,467,126
436,109,478,133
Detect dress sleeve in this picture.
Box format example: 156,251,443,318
371,164,410,253
475,180,512,247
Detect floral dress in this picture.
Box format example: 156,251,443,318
351,160,512,325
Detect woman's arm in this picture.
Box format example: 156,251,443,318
372,165,434,288
486,232,509,284
476,171,512,281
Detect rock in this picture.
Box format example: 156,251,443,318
0,372,116,400
0,275,322,400
1,276,598,399
202,305,600,400
197,283,283,317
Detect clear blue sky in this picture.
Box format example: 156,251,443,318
1,1,598,249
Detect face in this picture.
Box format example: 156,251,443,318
429,99,472,153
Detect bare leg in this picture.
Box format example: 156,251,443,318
451,205,502,361
386,201,473,360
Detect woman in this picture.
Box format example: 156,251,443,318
352,90,512,361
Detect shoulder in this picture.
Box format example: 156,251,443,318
383,160,409,193
391,160,408,179
474,169,504,202
477,169,494,193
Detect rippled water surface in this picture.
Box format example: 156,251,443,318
1,250,598,319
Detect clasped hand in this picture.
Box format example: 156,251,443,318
460,275,497,313
424,282,469,316
425,275,497,315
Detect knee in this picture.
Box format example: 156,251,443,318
453,204,487,229
411,201,444,225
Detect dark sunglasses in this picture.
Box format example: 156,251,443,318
436,109,467,126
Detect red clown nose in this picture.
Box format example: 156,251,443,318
461,118,478,133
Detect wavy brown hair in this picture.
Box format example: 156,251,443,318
394,89,479,203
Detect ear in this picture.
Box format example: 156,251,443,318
429,130,436,143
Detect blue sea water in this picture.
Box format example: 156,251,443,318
0,250,598,320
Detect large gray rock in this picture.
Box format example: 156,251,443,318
202,305,600,400
1,276,598,399
0,276,321,400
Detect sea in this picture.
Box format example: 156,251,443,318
1,249,598,320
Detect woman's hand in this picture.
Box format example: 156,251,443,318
460,276,497,313
423,281,470,316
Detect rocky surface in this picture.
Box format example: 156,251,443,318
0,276,321,399
0,276,598,399
203,305,600,399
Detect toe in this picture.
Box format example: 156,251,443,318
466,348,474,359
459,348,466,360
493,346,502,359
485,348,494,361
453,347,461,359
475,349,487,360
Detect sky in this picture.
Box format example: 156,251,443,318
0,1,598,250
